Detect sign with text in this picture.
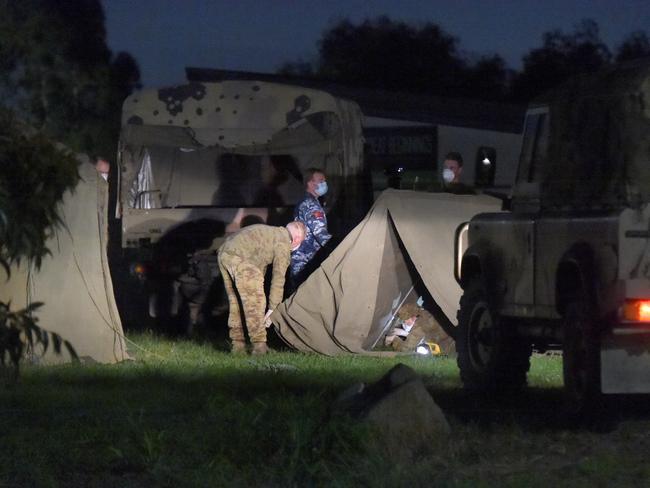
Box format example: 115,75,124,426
364,126,437,171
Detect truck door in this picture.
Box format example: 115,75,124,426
506,216,535,308
507,107,549,313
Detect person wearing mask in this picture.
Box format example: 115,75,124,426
442,152,474,194
291,168,332,283
95,156,110,181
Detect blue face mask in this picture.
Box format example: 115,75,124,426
315,181,328,196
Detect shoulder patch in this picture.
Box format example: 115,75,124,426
312,210,324,219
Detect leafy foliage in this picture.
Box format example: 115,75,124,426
0,302,77,383
0,0,139,377
0,109,80,378
616,31,650,63
510,20,612,102
280,17,650,104
0,109,79,271
280,16,509,101
0,0,140,159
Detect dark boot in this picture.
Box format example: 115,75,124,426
251,342,268,355
231,340,247,354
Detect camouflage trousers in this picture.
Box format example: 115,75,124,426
217,251,267,343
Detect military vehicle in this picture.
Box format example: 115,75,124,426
111,80,366,328
454,62,650,410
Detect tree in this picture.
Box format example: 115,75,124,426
616,31,650,63
0,0,140,159
0,110,79,379
278,60,315,78
510,19,611,102
459,55,509,101
0,0,139,378
280,16,508,101
317,17,463,95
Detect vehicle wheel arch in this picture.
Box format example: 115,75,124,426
460,252,482,290
555,242,597,316
460,243,502,306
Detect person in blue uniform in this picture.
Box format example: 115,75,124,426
291,168,332,283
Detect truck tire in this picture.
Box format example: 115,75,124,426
562,296,601,417
456,279,531,391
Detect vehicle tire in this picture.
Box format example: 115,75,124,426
562,295,601,418
456,278,532,391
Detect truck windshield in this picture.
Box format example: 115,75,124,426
127,145,305,209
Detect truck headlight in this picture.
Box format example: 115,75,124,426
130,262,147,279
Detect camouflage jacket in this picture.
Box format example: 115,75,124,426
218,224,291,310
291,193,331,275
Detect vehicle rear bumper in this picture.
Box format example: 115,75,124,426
601,328,650,393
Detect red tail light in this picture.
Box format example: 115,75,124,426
622,299,650,322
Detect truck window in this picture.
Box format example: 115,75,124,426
212,153,304,207
474,146,496,188
127,146,305,208
516,111,549,184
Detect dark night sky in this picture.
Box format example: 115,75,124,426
103,0,650,88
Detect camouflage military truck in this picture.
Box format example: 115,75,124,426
454,62,650,411
112,80,366,328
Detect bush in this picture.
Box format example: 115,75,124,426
0,108,79,378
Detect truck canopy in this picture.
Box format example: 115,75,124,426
528,62,650,210
118,80,366,239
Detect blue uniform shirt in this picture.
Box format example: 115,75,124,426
291,193,331,275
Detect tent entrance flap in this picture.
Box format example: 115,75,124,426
364,214,420,350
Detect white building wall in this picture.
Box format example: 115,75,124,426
437,125,522,188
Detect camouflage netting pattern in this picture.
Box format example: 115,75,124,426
121,81,361,149
541,63,650,210
119,80,365,230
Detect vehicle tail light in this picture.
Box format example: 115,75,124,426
622,299,650,322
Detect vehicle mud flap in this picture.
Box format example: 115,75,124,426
600,331,650,394
562,297,602,419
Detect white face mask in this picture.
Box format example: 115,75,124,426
315,181,328,196
443,168,455,183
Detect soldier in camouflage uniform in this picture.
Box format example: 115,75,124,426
291,168,332,283
218,222,305,354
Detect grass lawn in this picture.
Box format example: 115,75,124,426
2,332,650,487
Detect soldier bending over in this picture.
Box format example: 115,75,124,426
218,222,306,354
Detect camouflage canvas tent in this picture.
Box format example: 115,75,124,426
272,190,501,355
0,161,129,364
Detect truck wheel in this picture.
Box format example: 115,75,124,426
456,279,531,391
562,297,601,417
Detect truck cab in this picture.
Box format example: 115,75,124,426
455,62,650,411
111,80,366,329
